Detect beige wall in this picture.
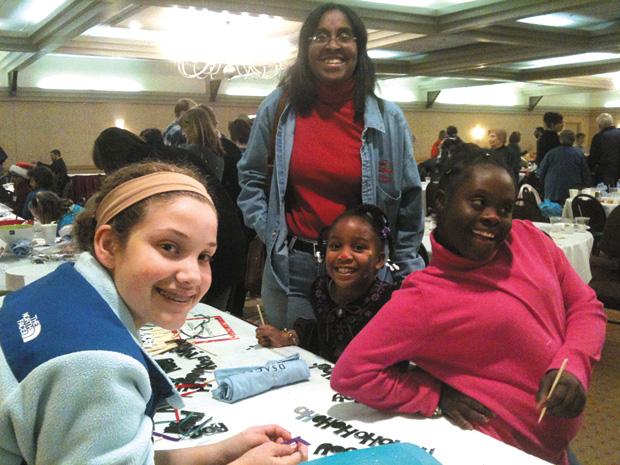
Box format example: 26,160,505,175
1,94,617,171
0,95,258,171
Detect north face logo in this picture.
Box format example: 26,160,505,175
18,312,41,342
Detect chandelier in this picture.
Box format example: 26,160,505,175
162,8,294,80
177,60,285,80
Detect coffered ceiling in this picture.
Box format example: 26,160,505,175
1,0,619,108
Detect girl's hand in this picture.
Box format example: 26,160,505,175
536,370,586,418
256,325,291,347
439,384,495,430
230,441,308,465
218,425,294,463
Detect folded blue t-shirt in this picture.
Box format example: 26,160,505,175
212,353,310,403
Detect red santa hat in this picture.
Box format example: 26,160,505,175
9,162,34,179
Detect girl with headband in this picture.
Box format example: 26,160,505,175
0,161,307,465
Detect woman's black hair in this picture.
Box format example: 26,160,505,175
281,2,376,122
140,128,164,147
93,127,150,174
437,143,513,202
28,165,55,190
318,204,393,262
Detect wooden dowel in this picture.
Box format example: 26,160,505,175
538,358,568,423
256,304,265,325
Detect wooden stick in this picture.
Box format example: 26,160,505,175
538,358,568,423
256,303,265,325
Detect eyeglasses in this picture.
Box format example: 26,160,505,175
308,30,356,46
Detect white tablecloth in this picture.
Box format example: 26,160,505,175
422,222,593,283
0,256,62,292
153,305,550,465
563,198,619,219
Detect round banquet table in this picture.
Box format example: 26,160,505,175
422,220,593,283
563,197,619,219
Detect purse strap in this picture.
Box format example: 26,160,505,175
265,89,288,198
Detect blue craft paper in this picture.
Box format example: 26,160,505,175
307,443,442,465
212,353,310,403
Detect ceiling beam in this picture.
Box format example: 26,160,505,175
520,59,620,81
529,77,615,91
417,77,510,92
438,0,602,34
461,25,590,50
0,0,137,74
0,34,35,53
58,37,163,60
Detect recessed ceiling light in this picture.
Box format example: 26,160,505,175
21,0,65,23
520,52,620,69
368,50,405,59
518,14,575,28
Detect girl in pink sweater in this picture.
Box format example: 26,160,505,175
331,145,606,465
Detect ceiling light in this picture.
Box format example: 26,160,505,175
518,14,575,28
368,50,406,59
21,0,66,23
604,100,620,108
128,20,141,30
161,10,293,80
520,52,620,69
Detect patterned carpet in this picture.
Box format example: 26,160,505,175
571,310,620,465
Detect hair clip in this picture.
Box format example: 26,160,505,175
380,225,391,239
385,259,399,272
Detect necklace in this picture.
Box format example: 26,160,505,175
328,280,344,317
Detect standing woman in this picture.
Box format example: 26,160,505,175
179,107,226,182
238,2,425,328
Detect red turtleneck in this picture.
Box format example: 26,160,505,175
286,79,363,239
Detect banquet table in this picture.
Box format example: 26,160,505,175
422,220,593,283
562,196,619,219
0,255,62,292
151,304,550,465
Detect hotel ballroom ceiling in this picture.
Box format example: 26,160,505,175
0,0,619,107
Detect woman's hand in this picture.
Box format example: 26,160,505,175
256,325,292,347
536,370,586,418
439,384,495,430
230,441,308,465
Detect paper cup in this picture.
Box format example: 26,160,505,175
40,224,57,245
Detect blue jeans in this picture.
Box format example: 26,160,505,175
261,249,322,328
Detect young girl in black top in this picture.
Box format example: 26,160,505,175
256,205,397,362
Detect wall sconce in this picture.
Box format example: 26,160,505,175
471,125,486,142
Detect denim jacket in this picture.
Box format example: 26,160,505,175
237,87,425,291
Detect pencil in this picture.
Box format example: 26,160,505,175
537,358,568,423
256,303,265,325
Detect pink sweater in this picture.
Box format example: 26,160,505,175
331,220,606,464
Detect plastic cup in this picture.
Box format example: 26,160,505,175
549,216,563,234
574,216,589,232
